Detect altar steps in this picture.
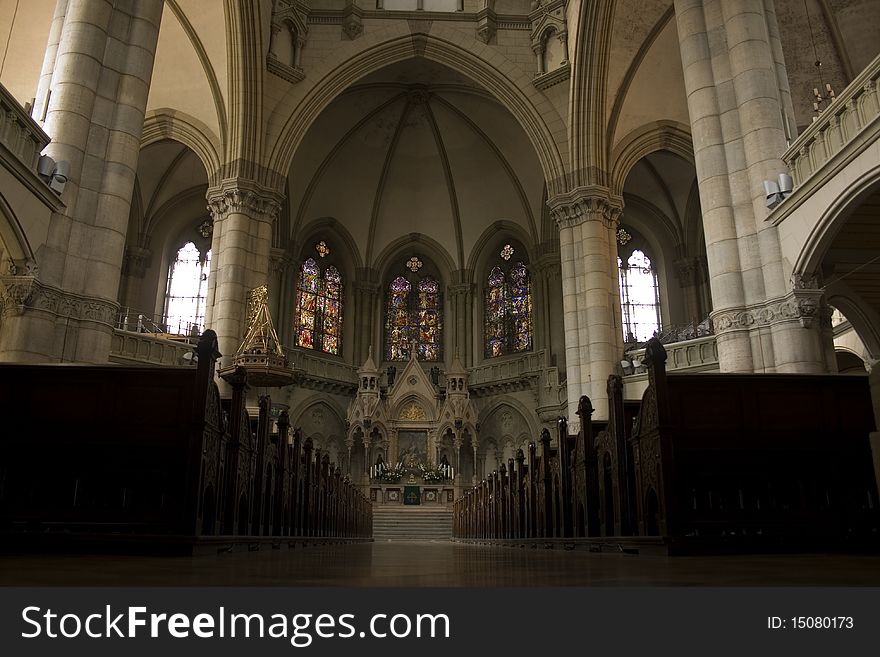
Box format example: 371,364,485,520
372,507,453,542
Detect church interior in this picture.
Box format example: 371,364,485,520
1,0,880,585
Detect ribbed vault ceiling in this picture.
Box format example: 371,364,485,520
287,59,546,270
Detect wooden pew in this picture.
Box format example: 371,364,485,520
454,337,877,554
0,330,372,553
628,338,879,553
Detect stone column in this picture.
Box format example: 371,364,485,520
448,277,472,365
674,256,709,324
675,0,826,373
205,183,282,371
353,270,379,366
531,251,558,355
389,428,399,467
32,0,68,123
1,0,164,363
268,247,293,341
118,246,152,323
549,188,623,423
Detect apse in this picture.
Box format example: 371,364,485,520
286,58,547,274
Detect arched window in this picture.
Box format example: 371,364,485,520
484,249,533,358
164,241,210,335
385,267,442,362
294,258,343,355
619,249,661,343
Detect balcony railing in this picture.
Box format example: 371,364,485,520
624,333,719,376
783,53,880,186
0,83,50,173
109,329,195,366
284,347,358,392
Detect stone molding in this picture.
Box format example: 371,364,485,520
548,187,623,230
0,275,118,325
342,3,364,40
673,256,708,285
447,282,473,298
475,8,497,44
207,185,283,224
269,247,295,274
533,63,570,90
122,246,152,278
267,57,306,84
711,288,826,333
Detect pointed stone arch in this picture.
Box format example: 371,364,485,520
266,23,568,197
609,121,695,197
142,110,223,183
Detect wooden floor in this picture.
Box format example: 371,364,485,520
2,541,880,586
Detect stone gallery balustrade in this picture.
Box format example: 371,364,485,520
0,83,49,173
784,53,880,187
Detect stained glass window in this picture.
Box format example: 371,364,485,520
164,242,211,336
418,277,441,361
484,260,532,358
385,274,442,361
619,250,660,343
294,258,343,355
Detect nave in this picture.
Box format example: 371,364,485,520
2,542,879,587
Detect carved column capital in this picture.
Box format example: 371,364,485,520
0,275,37,316
122,246,152,278
269,247,294,275
548,186,623,230
207,182,283,225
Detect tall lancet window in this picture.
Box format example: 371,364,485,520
384,262,442,361
484,245,533,358
294,257,343,355
619,249,661,343
164,242,211,335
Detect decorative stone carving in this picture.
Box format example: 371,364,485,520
0,275,117,324
711,289,827,332
0,275,36,316
529,0,568,83
548,187,623,230
475,8,497,44
342,3,364,40
269,248,293,275
207,185,283,224
532,63,571,91
791,271,820,290
267,0,309,83
122,246,151,278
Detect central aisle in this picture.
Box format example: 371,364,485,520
2,542,880,586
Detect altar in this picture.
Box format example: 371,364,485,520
369,482,455,506
345,341,479,506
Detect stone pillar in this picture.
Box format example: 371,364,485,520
533,45,544,76
531,251,560,355
675,0,826,373
268,247,293,341
448,276,472,365
353,270,379,366
549,188,623,423
119,246,152,321
32,0,68,123
205,183,282,371
1,0,164,363
389,428,399,467
674,256,709,324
